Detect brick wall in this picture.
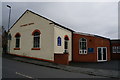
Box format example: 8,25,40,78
111,42,120,60
73,33,110,62
54,53,69,65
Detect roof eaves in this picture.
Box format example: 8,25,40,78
73,32,95,36
110,39,120,41
74,32,110,40
94,35,110,40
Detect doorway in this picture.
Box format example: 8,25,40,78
97,47,107,61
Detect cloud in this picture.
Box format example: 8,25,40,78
0,2,2,27
1,0,119,2
2,2,118,39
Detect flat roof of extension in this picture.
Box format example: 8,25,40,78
110,39,120,41
110,39,120,44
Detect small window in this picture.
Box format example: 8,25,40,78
33,32,40,48
112,46,117,53
32,29,41,50
79,38,87,54
64,35,69,53
57,36,61,46
15,33,21,49
117,46,120,53
16,37,20,48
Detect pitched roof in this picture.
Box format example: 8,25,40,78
74,32,110,40
9,9,74,32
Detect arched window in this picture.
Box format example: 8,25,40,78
64,35,69,53
15,33,21,48
57,36,61,46
32,30,41,49
79,38,87,54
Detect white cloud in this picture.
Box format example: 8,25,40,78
0,2,2,27
1,0,119,2
2,2,118,39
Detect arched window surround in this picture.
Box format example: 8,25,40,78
64,35,69,40
32,29,41,35
79,38,87,54
14,32,21,37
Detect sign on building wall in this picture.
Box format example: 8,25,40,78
20,23,34,27
88,48,94,53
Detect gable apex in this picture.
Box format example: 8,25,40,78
9,9,74,32
26,10,74,32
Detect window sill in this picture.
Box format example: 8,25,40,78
14,48,20,50
79,53,87,55
31,48,40,50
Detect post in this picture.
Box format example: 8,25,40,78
7,5,11,54
7,5,11,32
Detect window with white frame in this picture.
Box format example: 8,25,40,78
117,46,120,53
33,32,40,48
112,46,117,53
79,38,87,54
15,36,20,48
57,36,61,46
15,33,21,48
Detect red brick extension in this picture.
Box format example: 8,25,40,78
72,33,111,62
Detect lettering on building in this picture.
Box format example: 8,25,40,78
20,23,34,27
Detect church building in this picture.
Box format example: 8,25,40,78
8,10,73,65
8,10,112,65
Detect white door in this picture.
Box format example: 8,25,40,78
97,47,107,61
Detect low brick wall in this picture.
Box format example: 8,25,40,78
111,53,120,60
54,53,69,65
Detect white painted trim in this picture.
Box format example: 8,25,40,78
40,34,41,48
97,47,107,62
32,34,41,48
117,46,120,53
79,38,87,54
112,46,117,53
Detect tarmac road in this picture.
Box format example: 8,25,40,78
70,60,120,71
2,57,107,78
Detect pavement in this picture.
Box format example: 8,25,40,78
70,60,120,71
2,53,120,79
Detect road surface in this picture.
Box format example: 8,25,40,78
2,57,106,78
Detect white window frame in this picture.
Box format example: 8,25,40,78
97,47,107,62
79,38,87,54
112,46,117,53
57,36,61,46
15,36,20,48
33,33,41,48
117,46,120,53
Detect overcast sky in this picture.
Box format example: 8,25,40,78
1,1,119,39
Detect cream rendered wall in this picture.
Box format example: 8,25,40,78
9,11,54,61
54,26,72,61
